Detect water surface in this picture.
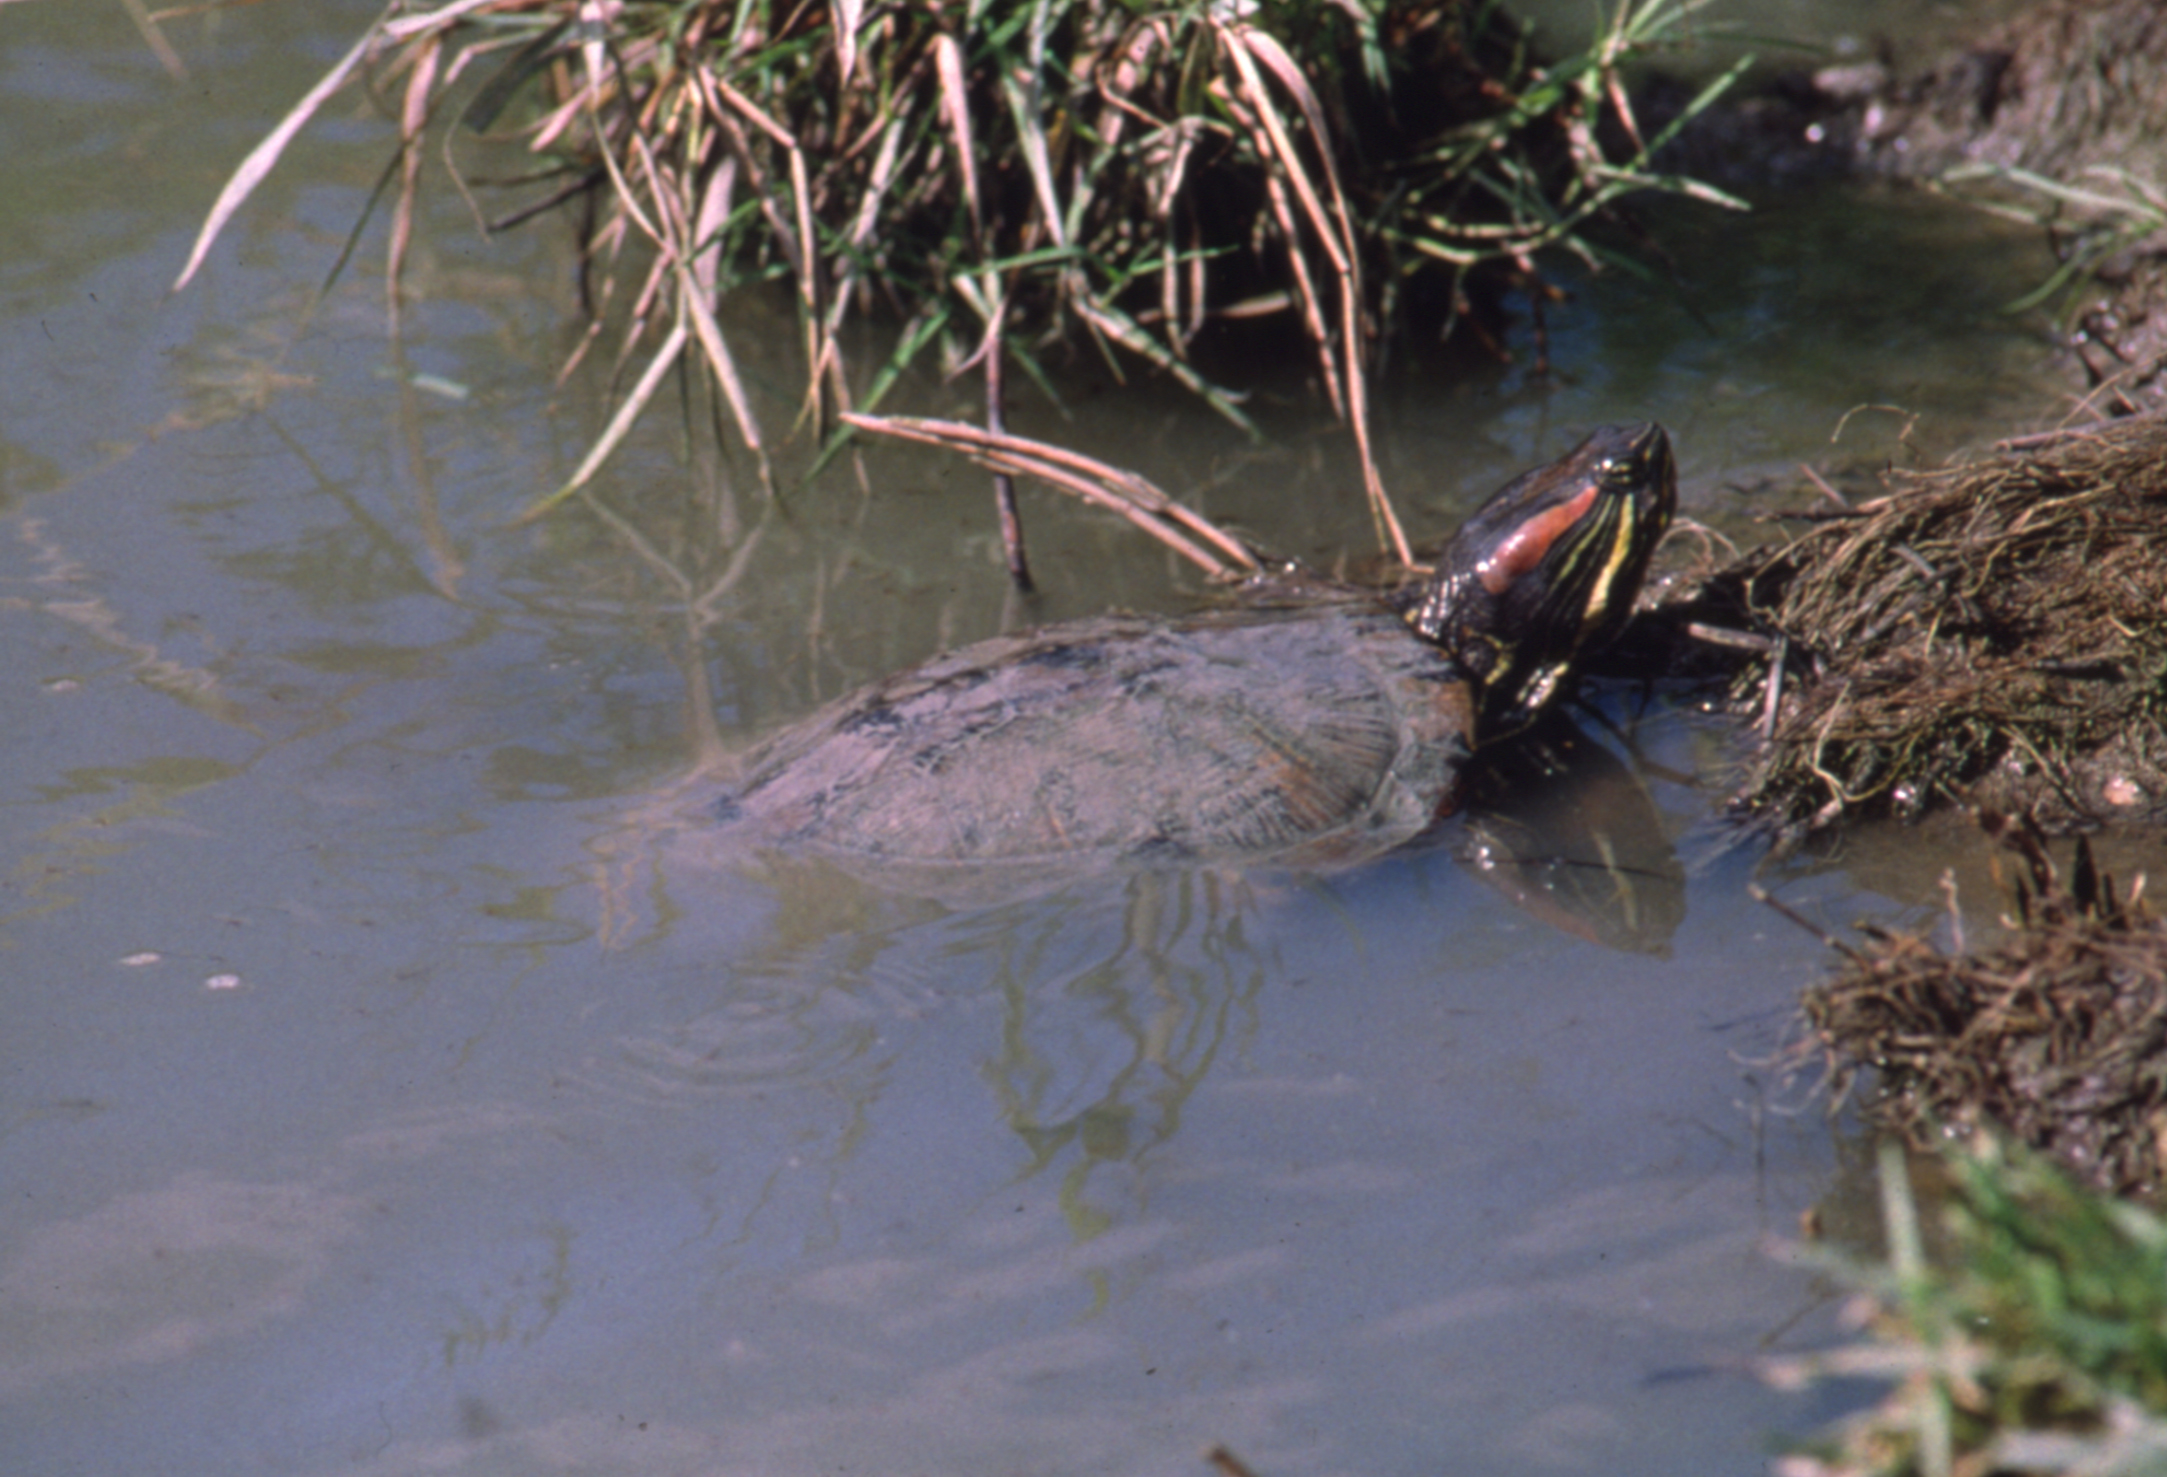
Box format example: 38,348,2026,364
0,6,2064,1475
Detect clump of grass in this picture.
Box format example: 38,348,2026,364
1768,1136,2167,1477
1937,162,2167,322
1701,410,2167,836
176,0,1743,549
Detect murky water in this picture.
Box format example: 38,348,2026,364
0,6,2067,1476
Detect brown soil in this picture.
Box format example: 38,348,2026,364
1853,0,2167,184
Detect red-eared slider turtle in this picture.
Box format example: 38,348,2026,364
714,423,1675,877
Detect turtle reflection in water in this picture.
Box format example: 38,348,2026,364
713,424,1677,886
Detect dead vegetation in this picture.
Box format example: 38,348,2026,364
172,0,1742,550
1796,812,2167,1203
1683,409,2167,837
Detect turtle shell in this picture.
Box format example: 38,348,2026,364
720,591,1474,872
705,421,1674,886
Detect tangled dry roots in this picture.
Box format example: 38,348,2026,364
1719,410,2167,834
1802,813,2167,1202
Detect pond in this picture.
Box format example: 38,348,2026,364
0,5,2067,1475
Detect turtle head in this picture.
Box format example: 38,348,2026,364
1410,422,1675,740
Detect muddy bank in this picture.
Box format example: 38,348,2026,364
1857,0,2167,401
1615,408,2164,1210
1796,814,2167,1203
1630,408,2167,839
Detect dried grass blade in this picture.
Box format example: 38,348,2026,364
691,154,736,297
575,1,608,110
1160,226,1181,353
1150,118,1201,220
575,46,664,248
387,33,442,325
1252,161,1343,416
172,9,388,291
380,0,506,43
1001,70,1069,249
1212,57,1335,412
612,249,675,380
836,418,1111,491
627,118,701,276
834,0,864,90
1223,31,1348,278
1094,16,1172,157
700,91,807,280
679,275,774,495
707,71,800,150
121,0,187,81
843,414,1263,575
933,34,983,238
1224,25,1407,564
843,114,909,257
849,421,1240,577
970,449,1235,576
951,270,1010,376
1345,352,1406,565
787,145,830,425
528,83,589,153
821,114,910,352
1234,30,1358,246
522,319,690,522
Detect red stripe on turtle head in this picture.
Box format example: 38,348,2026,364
1474,483,1600,596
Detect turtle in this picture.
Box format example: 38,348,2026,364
710,423,1676,880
